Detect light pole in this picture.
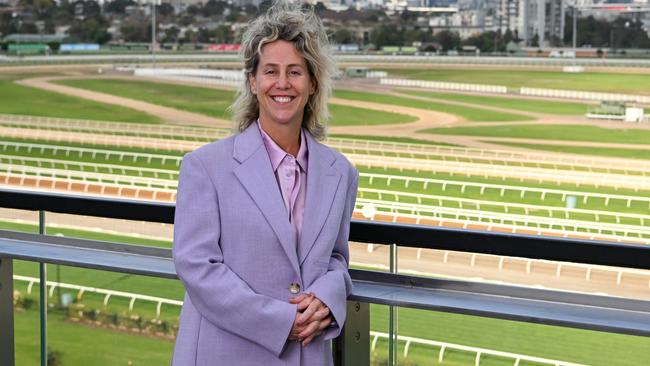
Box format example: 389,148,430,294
151,0,156,69
572,3,577,65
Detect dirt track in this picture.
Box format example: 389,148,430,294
17,73,650,155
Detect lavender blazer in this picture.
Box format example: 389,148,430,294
171,123,358,366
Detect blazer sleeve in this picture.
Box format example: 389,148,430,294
305,167,358,340
173,152,296,357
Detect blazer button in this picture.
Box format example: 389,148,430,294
289,283,301,294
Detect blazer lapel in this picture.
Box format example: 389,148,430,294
233,125,301,276
298,133,342,264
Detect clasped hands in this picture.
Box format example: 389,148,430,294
287,292,332,347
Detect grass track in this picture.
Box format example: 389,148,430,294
372,305,650,366
55,78,416,126
335,90,532,122
0,77,160,123
422,124,650,145
15,308,174,366
402,91,589,115
497,142,650,160
329,134,460,146
385,69,650,95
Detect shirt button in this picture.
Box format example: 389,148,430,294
289,283,301,294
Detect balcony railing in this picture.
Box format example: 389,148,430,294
2,188,650,365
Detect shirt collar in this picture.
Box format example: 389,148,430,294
257,120,308,173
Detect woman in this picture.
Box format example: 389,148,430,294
171,2,358,365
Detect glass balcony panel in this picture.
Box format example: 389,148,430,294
350,241,392,272
40,265,180,366
369,304,392,366
13,260,40,365
396,248,650,301
43,212,172,248
395,307,650,366
0,208,39,233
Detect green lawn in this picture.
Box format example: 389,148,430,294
12,287,650,366
15,308,174,366
0,76,160,123
402,91,590,115
497,142,650,160
335,90,532,122
422,124,650,145
328,103,415,125
329,134,460,147
56,78,235,120
372,305,650,366
385,69,650,95
55,78,415,125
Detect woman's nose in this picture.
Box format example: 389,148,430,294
276,72,290,89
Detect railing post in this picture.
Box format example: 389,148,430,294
0,258,15,366
333,301,369,366
388,243,398,366
39,210,47,366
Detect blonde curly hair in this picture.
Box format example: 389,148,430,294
230,1,335,140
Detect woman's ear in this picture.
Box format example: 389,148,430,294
309,78,316,95
249,73,257,95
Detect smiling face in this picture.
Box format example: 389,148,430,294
249,39,315,131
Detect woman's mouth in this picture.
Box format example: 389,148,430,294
272,96,295,104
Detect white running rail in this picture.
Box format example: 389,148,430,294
355,199,650,242
13,275,183,318
370,331,588,366
350,154,650,191
360,172,650,208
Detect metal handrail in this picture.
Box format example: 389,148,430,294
3,188,650,366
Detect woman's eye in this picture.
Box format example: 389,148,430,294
265,70,275,75
290,70,302,76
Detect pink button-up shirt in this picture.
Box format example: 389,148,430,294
257,121,308,243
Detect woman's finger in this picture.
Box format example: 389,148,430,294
302,331,323,347
309,305,330,322
298,320,320,339
317,316,332,330
297,298,320,324
295,294,314,312
288,293,308,304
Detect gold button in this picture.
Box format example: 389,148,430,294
289,283,301,294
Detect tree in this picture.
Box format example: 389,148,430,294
370,24,403,48
158,3,174,17
330,28,354,44
182,29,198,44
214,24,233,43
314,1,326,14
105,0,135,14
162,26,180,44
197,27,213,43
80,0,101,20
434,30,461,51
0,13,19,36
202,0,225,17
18,22,39,34
120,20,150,42
403,28,434,45
68,18,111,43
